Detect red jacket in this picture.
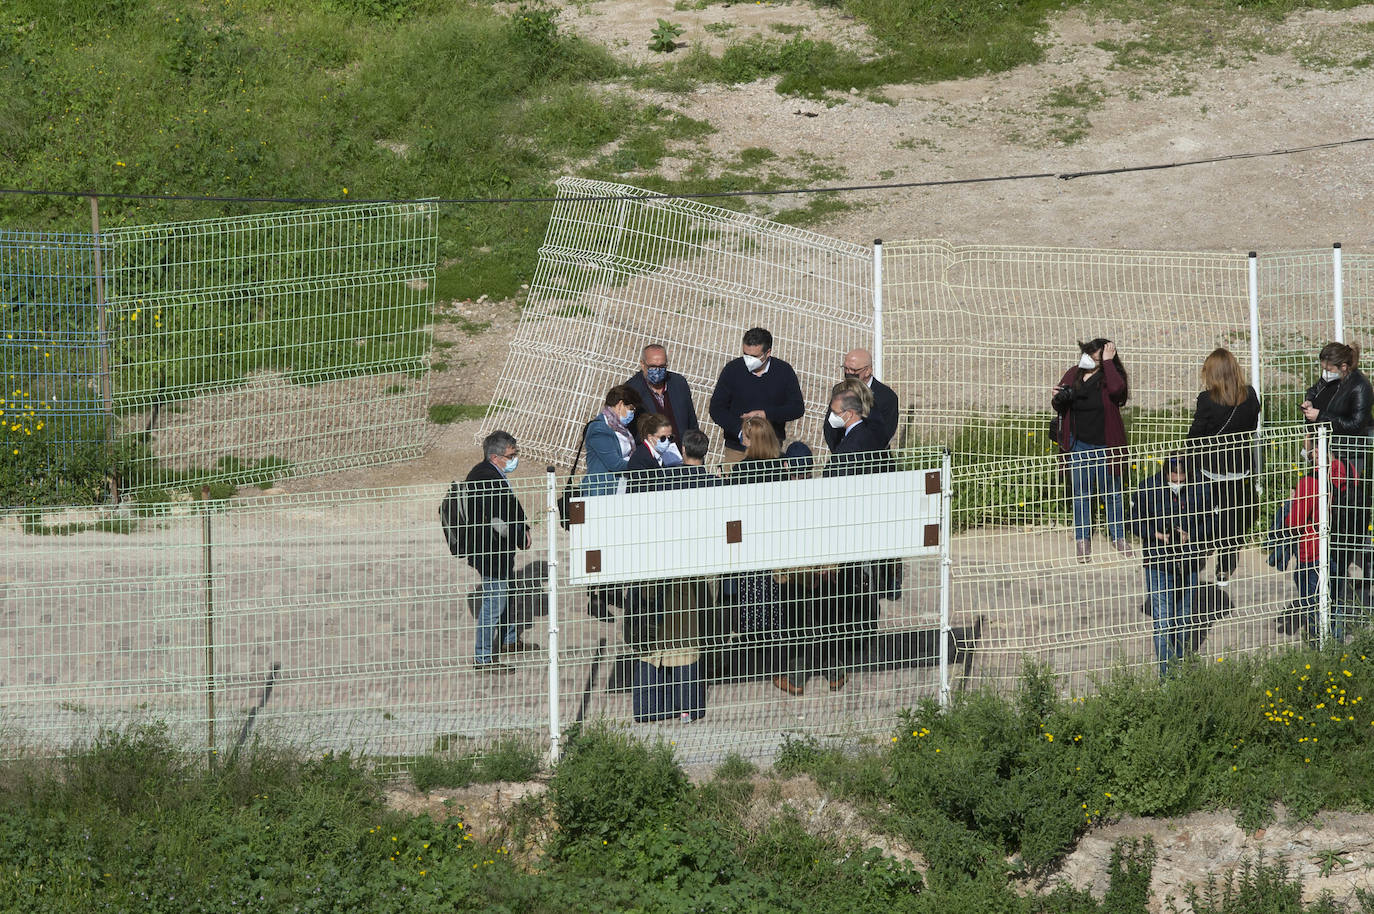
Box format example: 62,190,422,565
1055,360,1128,473
1286,458,1355,564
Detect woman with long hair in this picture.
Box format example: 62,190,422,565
1186,347,1261,585
1052,338,1132,562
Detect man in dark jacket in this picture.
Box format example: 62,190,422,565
464,430,531,672
1129,455,1213,678
709,327,805,465
823,348,899,451
823,385,893,478
625,344,698,440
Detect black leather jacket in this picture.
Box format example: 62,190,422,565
1307,368,1374,447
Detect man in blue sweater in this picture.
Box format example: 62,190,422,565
709,327,806,464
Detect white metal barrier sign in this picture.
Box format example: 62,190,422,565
566,468,942,585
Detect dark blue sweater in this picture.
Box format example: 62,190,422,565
708,356,806,450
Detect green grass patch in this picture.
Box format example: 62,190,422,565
428,402,489,424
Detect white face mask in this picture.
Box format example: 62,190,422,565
1078,354,1097,371
827,411,846,429
1168,482,1184,496
743,354,765,372
1322,369,1341,382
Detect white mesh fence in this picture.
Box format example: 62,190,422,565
481,178,874,468
102,202,438,490
881,240,1254,461
6,426,1369,767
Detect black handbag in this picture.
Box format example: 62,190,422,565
557,421,594,530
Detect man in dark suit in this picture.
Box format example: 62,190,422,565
625,344,698,441
823,348,899,451
464,430,531,672
824,385,893,478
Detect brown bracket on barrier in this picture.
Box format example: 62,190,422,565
924,524,940,548
585,550,601,573
925,471,941,495
568,501,585,525
725,520,742,544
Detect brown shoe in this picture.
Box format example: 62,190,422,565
828,673,848,692
773,675,804,696
1076,540,1091,563
474,660,515,674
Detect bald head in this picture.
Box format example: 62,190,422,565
842,348,873,383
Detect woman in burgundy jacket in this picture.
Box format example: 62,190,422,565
1052,338,1133,562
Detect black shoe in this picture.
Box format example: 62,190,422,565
473,660,515,674
499,638,537,655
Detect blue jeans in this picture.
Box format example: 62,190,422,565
1144,566,1195,678
475,576,516,664
1294,561,1346,643
1068,440,1125,544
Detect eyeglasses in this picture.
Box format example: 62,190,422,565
656,435,672,443
842,365,871,376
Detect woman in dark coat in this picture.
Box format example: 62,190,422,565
1052,338,1132,562
1301,341,1374,615
1186,347,1261,585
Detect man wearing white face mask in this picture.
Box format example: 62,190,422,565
465,431,532,672
823,381,891,477
709,327,805,467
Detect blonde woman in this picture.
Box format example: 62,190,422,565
1186,347,1261,585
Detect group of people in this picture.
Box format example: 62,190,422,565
456,329,1372,685
572,329,903,710
1052,339,1372,675
462,328,902,687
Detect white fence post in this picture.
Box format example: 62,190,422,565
545,466,562,764
1248,251,1264,477
1317,426,1331,649
873,239,884,380
938,449,953,708
1333,243,1344,342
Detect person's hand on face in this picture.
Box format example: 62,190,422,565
1102,341,1117,361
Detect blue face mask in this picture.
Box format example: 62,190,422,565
620,409,635,427
645,366,668,386
503,457,519,474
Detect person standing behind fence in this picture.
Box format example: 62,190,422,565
824,348,899,450
824,380,892,476
1301,341,1374,606
626,413,676,494
465,431,531,673
1129,455,1212,678
625,344,698,440
579,385,643,497
1053,339,1132,562
1186,348,1261,586
710,327,805,467
1302,342,1373,474
1285,449,1357,642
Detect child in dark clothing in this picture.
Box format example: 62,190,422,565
1129,456,1213,677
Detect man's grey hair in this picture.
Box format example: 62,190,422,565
483,430,517,459
832,390,866,417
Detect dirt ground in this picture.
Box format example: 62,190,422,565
271,1,1374,494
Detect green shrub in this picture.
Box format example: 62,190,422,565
548,723,688,856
